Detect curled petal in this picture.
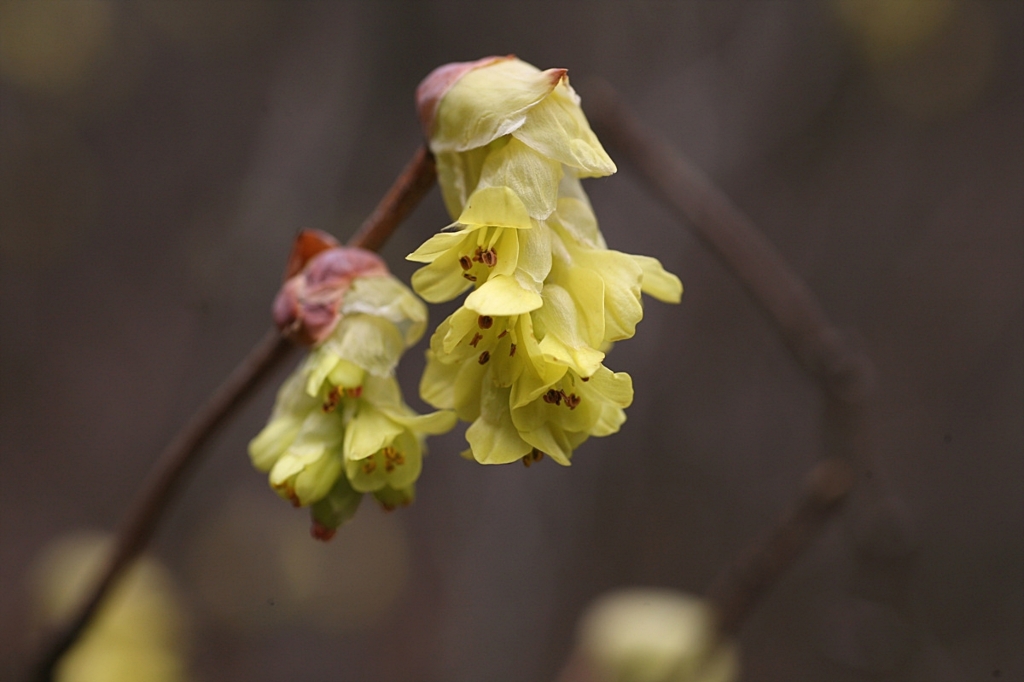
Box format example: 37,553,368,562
429,57,567,153
632,255,683,303
513,81,616,177
416,55,513,139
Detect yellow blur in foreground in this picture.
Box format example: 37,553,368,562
577,589,738,682
30,532,189,682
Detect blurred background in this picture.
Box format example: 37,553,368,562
1,1,1021,680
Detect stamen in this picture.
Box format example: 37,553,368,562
322,387,341,413
459,255,472,271
383,446,405,467
478,351,491,364
362,460,377,474
480,248,497,267
543,388,563,405
564,393,581,410
470,332,483,347
344,385,362,398
581,376,590,382
463,273,477,282
497,329,508,338
509,343,517,357
522,448,545,467
478,315,493,329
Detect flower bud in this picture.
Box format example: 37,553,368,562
272,230,389,346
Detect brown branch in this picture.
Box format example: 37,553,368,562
30,146,437,682
705,458,855,635
584,81,879,638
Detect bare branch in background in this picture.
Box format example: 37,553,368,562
584,80,885,639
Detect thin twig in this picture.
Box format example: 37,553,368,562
584,81,878,637
30,146,437,682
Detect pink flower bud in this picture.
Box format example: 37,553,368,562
273,230,389,346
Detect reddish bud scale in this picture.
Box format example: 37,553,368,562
311,521,337,542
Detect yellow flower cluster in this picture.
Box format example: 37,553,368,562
410,57,681,466
252,235,455,539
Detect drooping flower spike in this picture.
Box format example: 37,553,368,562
409,56,682,467
251,230,456,540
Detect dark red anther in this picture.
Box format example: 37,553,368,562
564,393,581,410
478,351,491,364
522,448,545,467
470,333,483,347
481,248,497,267
543,389,563,405
322,387,341,413
478,315,493,329
509,343,517,357
459,255,472,271
463,273,478,282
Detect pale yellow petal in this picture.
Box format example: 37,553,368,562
343,276,428,346
465,274,543,316
534,283,605,375
552,190,606,249
249,370,319,471
411,249,474,304
293,450,344,505
513,81,616,177
632,254,683,303
574,248,644,341
591,404,627,437
514,221,553,292
519,423,573,466
435,146,492,218
476,137,563,220
588,366,634,408
465,382,533,465
432,58,563,153
420,351,459,410
384,408,458,436
407,229,470,263
343,405,405,461
327,358,365,390
458,186,533,230
303,349,340,397
326,314,406,377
